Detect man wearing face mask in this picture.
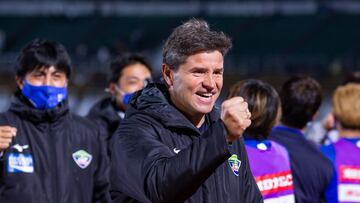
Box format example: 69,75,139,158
87,53,152,146
0,39,111,203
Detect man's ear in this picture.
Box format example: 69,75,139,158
162,64,174,87
16,76,24,89
108,83,117,96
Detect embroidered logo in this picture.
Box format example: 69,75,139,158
7,153,34,173
228,154,241,176
12,144,29,153
72,150,92,169
173,148,181,154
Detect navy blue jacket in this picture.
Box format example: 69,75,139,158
269,126,334,203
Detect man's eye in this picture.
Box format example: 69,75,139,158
53,74,62,79
193,72,205,76
33,74,43,77
128,81,137,85
126,79,139,85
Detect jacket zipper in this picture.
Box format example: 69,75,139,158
48,122,59,203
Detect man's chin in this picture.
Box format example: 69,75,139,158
195,106,214,115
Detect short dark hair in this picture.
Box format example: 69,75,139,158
228,79,280,140
280,75,322,129
109,53,152,83
163,19,232,70
15,39,72,79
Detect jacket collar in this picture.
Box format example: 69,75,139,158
272,125,304,137
89,97,122,122
127,83,221,134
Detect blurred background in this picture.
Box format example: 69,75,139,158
0,0,359,117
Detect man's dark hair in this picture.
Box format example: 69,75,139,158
109,53,152,83
280,75,322,129
228,79,280,140
15,38,72,79
163,19,232,70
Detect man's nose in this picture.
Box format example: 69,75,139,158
203,74,215,89
44,74,52,86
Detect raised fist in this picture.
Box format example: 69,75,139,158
221,97,251,143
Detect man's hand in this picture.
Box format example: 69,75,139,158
221,97,251,143
0,126,16,152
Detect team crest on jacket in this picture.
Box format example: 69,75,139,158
72,150,92,169
228,154,241,176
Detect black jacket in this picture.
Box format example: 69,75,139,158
110,83,262,203
87,97,123,143
0,93,112,203
269,126,334,203
87,98,135,203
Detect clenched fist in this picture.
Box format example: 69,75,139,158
221,97,251,143
0,126,16,152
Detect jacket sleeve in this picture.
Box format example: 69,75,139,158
92,129,113,203
110,116,231,203
237,138,264,202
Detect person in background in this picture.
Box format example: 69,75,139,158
321,83,360,203
228,79,295,202
0,39,111,202
306,71,360,145
110,19,262,203
269,75,335,202
87,53,152,144
87,53,152,203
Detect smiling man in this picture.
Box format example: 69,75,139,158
0,39,111,203
110,19,262,203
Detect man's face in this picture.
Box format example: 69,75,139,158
116,63,151,93
165,51,224,122
110,63,151,108
17,65,68,89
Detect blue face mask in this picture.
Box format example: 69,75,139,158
122,93,133,105
113,77,152,106
21,80,67,110
113,85,134,106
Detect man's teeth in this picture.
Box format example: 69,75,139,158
198,93,213,98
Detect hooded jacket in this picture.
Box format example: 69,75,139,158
110,83,262,203
0,92,112,203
